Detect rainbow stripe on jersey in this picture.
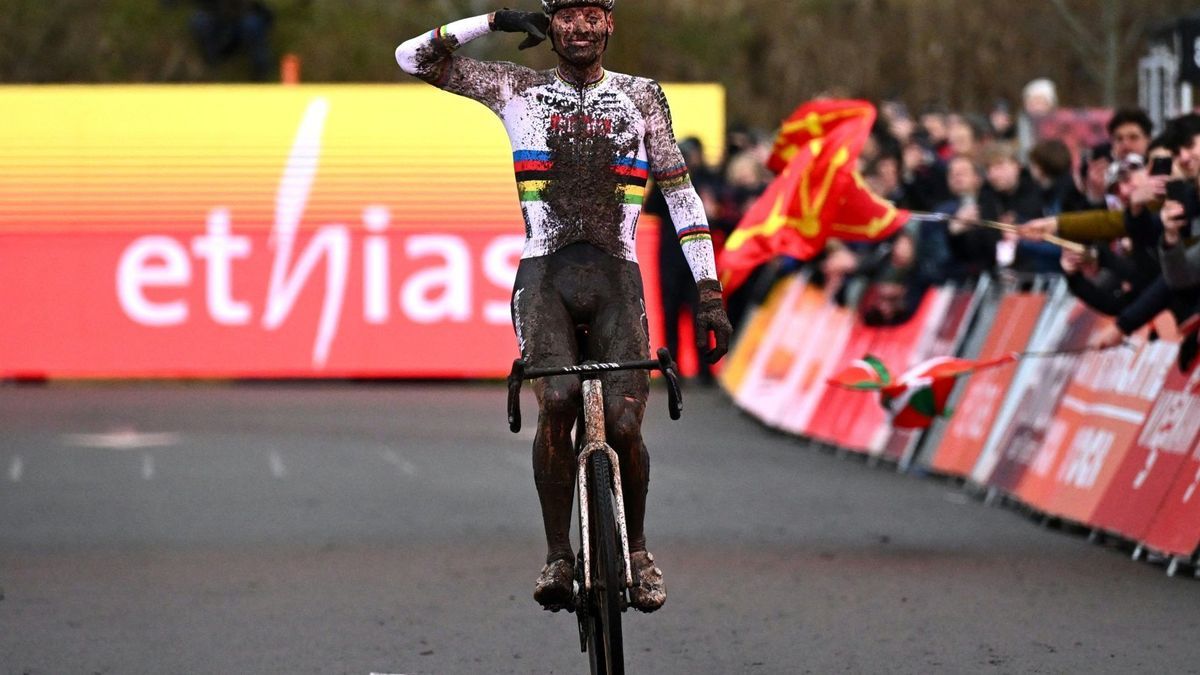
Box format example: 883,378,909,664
513,151,650,206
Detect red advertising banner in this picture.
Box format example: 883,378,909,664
774,300,856,436
0,85,724,379
1,227,666,378
725,276,811,423
1015,338,1177,522
803,291,945,453
1092,362,1200,540
928,292,1046,477
719,276,792,396
1141,422,1200,557
877,286,977,463
983,302,1100,494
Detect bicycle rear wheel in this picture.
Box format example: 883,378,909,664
585,451,625,675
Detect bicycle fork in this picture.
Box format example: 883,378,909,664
577,377,635,593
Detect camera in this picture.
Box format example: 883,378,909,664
1150,156,1173,176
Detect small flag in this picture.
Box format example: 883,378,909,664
828,354,1018,428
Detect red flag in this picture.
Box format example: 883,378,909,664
718,100,909,292
829,354,1019,429
767,99,877,175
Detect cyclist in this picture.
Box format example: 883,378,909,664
396,0,732,613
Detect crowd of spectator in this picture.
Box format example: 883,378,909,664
650,78,1200,378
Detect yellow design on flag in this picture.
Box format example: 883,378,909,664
717,100,910,293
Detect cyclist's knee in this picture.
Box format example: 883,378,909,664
538,378,581,425
606,395,645,449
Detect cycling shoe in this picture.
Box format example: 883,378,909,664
534,555,575,612
628,550,666,612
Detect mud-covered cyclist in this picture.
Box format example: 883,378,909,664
396,0,733,613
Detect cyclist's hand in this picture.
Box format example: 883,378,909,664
695,279,733,364
491,9,550,50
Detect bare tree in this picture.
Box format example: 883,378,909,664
1048,0,1147,106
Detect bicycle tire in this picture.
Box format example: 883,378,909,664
585,451,625,675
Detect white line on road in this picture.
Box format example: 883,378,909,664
141,453,155,480
269,450,287,479
8,456,23,482
378,449,417,476
63,430,181,450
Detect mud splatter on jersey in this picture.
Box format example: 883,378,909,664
397,15,718,282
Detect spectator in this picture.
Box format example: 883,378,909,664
1158,203,1200,290
646,138,718,384
918,105,952,161
823,233,930,327
1028,139,1088,215
881,99,916,145
947,143,1059,276
1077,142,1116,211
1017,78,1058,161
936,156,983,218
1159,198,1200,371
1158,116,1200,294
978,143,1042,225
929,156,983,281
900,136,950,212
946,114,986,163
1107,107,1153,162
989,99,1016,142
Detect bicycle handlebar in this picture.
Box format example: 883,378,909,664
507,348,683,433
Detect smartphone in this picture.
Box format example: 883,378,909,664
1151,156,1173,176
1166,179,1193,204
1166,179,1200,236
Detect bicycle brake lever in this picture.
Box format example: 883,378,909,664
507,359,526,433
656,348,683,420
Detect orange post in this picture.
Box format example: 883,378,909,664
281,53,301,85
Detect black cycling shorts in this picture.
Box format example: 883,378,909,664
511,242,651,402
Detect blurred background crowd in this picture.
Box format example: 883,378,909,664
649,82,1200,380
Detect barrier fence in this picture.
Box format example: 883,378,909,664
721,273,1200,574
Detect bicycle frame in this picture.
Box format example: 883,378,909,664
506,348,683,595
507,348,681,673
577,377,634,592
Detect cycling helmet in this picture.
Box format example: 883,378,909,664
542,0,615,14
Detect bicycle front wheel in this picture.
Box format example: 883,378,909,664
585,451,625,675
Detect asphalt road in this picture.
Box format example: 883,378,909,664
1,382,1197,674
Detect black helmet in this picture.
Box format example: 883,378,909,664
541,0,615,14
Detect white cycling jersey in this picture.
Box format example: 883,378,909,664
396,14,718,282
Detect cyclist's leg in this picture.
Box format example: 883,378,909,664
587,253,672,611
538,244,651,548
512,257,579,605
585,254,651,551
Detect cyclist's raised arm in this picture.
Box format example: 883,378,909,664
395,13,542,113
640,80,733,362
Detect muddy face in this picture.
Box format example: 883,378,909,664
550,7,612,67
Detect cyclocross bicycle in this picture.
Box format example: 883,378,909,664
507,346,682,675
